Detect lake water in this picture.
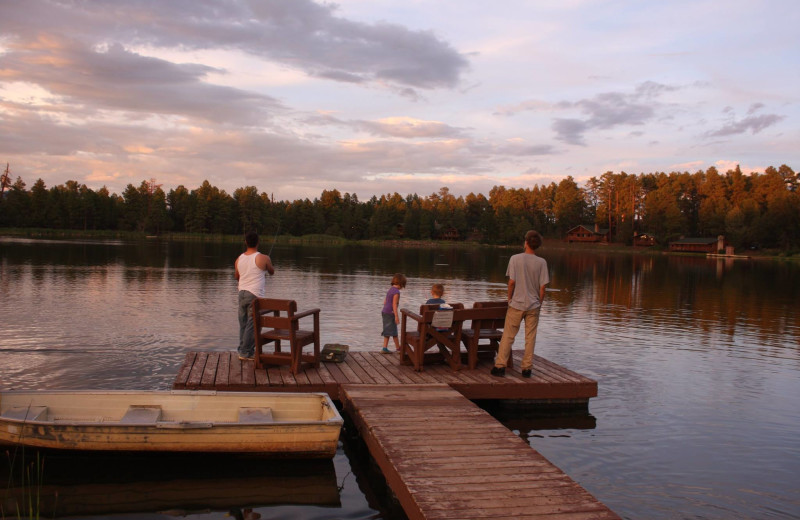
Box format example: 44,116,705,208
1,237,799,519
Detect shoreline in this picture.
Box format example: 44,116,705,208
1,228,796,261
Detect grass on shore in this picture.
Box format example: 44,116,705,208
0,227,796,259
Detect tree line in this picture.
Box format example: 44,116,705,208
0,164,798,250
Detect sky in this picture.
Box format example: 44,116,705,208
1,0,798,202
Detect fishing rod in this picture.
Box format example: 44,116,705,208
267,222,280,256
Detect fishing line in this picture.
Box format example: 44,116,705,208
267,222,280,256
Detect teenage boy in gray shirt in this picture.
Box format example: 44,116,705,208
491,230,549,378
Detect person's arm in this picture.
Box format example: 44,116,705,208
234,257,240,281
507,279,515,301
392,293,400,323
539,284,547,304
256,253,275,275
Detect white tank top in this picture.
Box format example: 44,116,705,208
237,253,266,297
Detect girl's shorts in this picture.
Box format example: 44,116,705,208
381,312,398,337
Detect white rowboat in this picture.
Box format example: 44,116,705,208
0,390,342,458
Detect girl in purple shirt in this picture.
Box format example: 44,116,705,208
380,273,407,353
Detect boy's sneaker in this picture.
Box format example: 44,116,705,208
490,366,505,377
521,369,532,378
381,347,391,354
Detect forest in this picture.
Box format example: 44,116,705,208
1,164,798,251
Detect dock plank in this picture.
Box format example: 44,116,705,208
351,352,391,385
316,363,338,383
214,352,231,389
254,366,269,386
278,365,298,388
228,355,243,388
200,351,219,387
335,355,364,383
185,352,208,389
173,351,196,389
266,365,283,386
343,353,375,384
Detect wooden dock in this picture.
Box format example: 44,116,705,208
172,350,617,519
173,350,597,402
342,385,620,520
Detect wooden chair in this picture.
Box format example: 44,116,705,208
252,298,321,374
461,301,509,370
400,303,465,371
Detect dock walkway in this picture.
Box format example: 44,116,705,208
173,350,597,402
173,350,618,519
342,384,620,520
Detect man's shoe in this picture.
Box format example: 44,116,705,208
490,366,505,377
238,354,253,361
521,369,532,378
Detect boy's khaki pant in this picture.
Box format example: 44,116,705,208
494,306,541,370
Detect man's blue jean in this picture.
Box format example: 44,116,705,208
238,290,258,358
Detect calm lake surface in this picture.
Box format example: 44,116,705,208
1,237,799,519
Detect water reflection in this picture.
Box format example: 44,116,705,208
1,450,340,518
544,250,800,361
478,400,597,442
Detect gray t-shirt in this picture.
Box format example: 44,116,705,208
506,252,549,311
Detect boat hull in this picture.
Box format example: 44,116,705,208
0,390,342,457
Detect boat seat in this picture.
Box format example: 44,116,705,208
1,406,48,421
238,407,274,423
120,405,162,424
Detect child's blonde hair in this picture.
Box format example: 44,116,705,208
431,283,444,298
391,273,407,288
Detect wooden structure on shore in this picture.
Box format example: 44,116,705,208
669,235,726,253
633,232,656,247
565,224,610,243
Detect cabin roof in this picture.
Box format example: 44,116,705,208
670,237,718,244
566,225,609,235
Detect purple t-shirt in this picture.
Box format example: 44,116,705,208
382,286,400,314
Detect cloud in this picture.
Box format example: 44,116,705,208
708,113,784,137
572,91,655,129
714,160,761,175
494,81,682,146
493,100,553,117
0,0,469,92
355,117,466,139
303,114,467,139
552,119,590,146
0,35,283,126
550,82,681,145
668,160,705,172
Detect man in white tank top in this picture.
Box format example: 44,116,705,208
235,231,275,360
